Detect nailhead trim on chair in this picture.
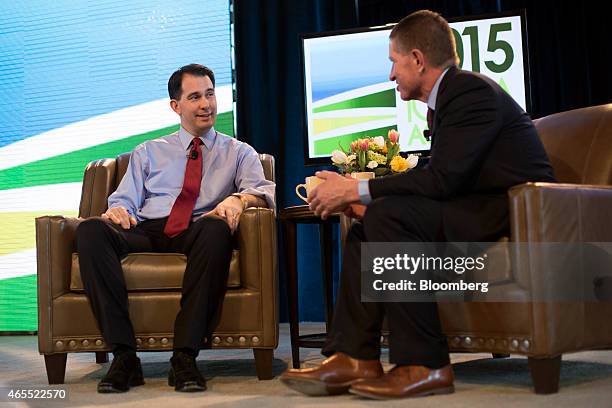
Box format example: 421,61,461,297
52,334,530,353
52,335,265,351
446,335,532,352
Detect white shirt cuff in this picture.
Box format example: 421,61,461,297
358,179,372,204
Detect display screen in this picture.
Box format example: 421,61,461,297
301,11,529,164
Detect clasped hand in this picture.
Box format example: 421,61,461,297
307,171,360,219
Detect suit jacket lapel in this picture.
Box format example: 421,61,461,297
430,66,459,147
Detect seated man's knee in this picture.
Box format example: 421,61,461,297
193,216,232,240
346,221,365,243
76,217,115,258
76,217,109,241
363,197,391,226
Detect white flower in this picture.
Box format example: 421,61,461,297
331,150,348,164
406,154,419,169
372,136,385,148
346,154,356,163
366,160,379,169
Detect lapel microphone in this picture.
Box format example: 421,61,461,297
190,150,199,160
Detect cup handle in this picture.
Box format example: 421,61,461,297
295,184,308,203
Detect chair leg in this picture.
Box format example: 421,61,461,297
253,348,273,380
95,352,108,363
44,353,67,384
528,355,561,394
492,353,510,359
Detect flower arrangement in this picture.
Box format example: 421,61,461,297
331,129,418,177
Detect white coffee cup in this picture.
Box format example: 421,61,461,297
350,171,375,180
295,176,324,203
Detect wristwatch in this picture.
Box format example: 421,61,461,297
231,193,248,210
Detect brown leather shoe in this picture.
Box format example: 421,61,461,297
280,352,383,396
349,364,454,399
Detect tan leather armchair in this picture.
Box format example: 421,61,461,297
36,153,278,384
435,104,612,393
338,104,612,393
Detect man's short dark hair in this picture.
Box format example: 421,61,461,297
390,10,459,68
167,64,215,100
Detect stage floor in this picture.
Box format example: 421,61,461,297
1,323,611,407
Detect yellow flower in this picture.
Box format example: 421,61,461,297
390,155,410,172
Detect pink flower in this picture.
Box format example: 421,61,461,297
359,140,369,151
388,129,399,144
350,141,358,152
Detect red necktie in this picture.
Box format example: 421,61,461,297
164,138,203,238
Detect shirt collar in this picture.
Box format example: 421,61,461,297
178,126,216,151
427,67,450,111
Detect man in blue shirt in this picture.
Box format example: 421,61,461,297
76,64,275,393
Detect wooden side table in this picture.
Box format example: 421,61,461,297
279,205,341,368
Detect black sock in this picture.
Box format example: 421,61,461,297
173,347,198,359
112,344,136,358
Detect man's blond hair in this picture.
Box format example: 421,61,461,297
390,10,460,68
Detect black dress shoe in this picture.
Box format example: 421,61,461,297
168,352,206,392
97,353,145,393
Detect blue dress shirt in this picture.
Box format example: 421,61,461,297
108,127,275,222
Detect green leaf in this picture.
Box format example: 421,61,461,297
374,168,390,177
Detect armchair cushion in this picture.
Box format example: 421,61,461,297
70,250,241,292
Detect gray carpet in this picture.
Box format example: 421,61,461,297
1,323,611,407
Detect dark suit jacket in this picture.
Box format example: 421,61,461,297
369,66,555,241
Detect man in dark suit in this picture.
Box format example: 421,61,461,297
280,10,555,399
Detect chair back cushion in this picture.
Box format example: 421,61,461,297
534,104,612,185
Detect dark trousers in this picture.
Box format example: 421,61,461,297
76,216,233,353
322,196,451,369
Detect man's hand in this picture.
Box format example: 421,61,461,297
102,206,137,229
343,203,367,220
202,195,244,233
308,171,360,219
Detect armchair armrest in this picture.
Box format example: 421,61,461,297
508,182,612,355
509,182,612,243
509,182,612,290
35,215,82,353
36,216,83,299
235,207,278,347
236,207,277,291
